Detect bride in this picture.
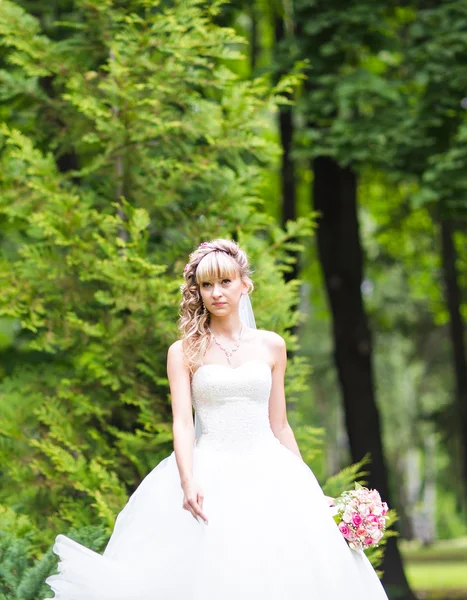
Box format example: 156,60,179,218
45,238,389,599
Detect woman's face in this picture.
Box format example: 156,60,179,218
199,273,248,317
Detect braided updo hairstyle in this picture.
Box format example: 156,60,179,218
179,239,254,373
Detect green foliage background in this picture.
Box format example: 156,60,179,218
0,0,317,541
2,0,467,598
0,1,372,591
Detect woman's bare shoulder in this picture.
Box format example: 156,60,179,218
167,339,184,364
167,340,191,380
253,328,286,351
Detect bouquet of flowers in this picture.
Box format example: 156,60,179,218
331,483,389,551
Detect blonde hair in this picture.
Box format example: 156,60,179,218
179,239,254,373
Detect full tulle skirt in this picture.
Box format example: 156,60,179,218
45,438,388,599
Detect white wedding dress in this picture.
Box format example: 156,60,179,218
45,359,389,599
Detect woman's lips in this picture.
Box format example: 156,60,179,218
212,302,226,306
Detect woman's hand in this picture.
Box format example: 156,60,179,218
325,495,336,507
182,479,208,524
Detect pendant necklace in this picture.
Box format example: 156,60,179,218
208,324,244,366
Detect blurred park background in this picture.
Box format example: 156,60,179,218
0,1,467,599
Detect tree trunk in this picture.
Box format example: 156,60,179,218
421,433,437,545
312,155,416,600
250,2,259,73
278,105,296,227
274,12,298,282
404,447,421,540
440,217,467,493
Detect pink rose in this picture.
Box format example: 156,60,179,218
367,514,379,524
358,504,370,517
356,527,366,538
364,537,374,546
342,510,353,524
352,513,363,527
372,505,383,516
381,502,388,516
338,522,351,539
372,530,384,544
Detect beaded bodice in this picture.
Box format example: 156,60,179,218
191,360,278,453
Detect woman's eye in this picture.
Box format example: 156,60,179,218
201,280,230,287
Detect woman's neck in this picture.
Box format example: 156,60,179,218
208,314,243,338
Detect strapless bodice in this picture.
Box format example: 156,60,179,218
191,360,278,453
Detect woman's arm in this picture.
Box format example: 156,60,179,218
266,332,303,459
167,340,208,523
167,340,195,483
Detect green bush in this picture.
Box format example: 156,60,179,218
0,0,310,541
